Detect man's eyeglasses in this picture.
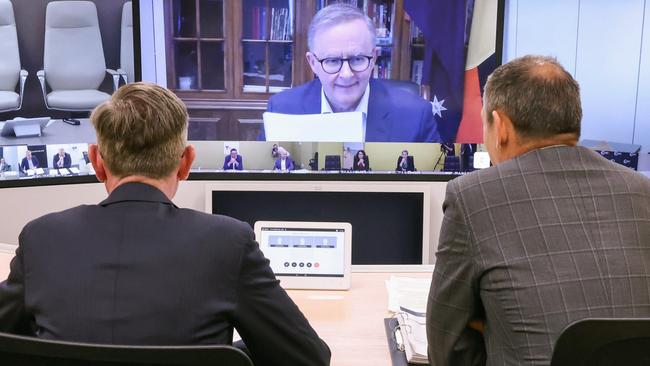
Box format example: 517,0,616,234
314,55,374,74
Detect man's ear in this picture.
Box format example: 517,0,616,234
491,109,512,147
177,145,196,181
306,52,320,75
88,144,107,182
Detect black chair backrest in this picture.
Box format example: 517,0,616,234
381,79,421,97
0,332,254,366
550,318,650,366
324,155,341,170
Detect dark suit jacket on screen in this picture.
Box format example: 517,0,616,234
222,155,243,170
264,78,441,142
395,156,415,172
52,153,72,169
352,156,370,171
427,146,650,366
0,182,330,366
274,157,294,171
19,156,39,172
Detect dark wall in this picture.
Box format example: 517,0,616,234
212,191,425,265
2,0,131,120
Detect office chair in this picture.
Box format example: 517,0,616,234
0,332,254,366
324,155,341,170
0,0,28,113
118,1,134,84
442,155,460,172
381,79,421,97
38,1,122,124
550,318,650,366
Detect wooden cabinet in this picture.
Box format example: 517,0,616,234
164,0,417,141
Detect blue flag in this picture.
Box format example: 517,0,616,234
404,0,475,142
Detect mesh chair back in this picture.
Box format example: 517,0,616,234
0,332,254,366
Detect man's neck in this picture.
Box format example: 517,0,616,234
105,174,179,200
502,133,579,162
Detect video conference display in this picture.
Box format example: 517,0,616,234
257,226,346,277
0,0,503,183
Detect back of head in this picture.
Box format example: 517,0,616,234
308,3,375,51
90,82,188,179
484,55,582,139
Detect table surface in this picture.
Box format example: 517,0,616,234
0,247,432,366
0,119,96,146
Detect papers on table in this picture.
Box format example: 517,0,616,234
386,276,432,364
262,111,365,142
386,276,431,313
396,310,428,364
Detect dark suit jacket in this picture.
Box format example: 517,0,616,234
264,78,440,142
222,155,243,170
274,157,294,171
53,153,72,169
353,156,370,171
0,182,330,366
395,156,415,172
19,156,39,171
427,146,650,366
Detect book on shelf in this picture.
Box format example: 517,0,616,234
411,24,424,44
411,60,423,85
370,1,392,39
250,6,267,39
243,85,289,93
270,7,292,41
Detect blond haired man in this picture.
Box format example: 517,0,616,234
0,83,330,366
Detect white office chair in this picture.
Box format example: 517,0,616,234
0,0,28,113
118,1,134,84
37,1,121,123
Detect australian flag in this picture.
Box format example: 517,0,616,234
404,0,477,143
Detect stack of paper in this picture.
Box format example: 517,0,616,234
396,308,428,364
386,276,431,364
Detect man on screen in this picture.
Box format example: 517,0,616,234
262,3,440,143
426,55,650,366
52,148,72,169
222,148,243,170
0,82,330,366
19,150,39,172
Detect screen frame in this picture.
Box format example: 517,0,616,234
253,220,352,290
204,180,433,268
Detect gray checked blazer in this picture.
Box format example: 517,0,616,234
427,145,650,366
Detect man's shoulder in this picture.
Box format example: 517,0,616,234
268,79,320,113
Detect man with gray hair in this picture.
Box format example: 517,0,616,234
426,55,650,365
0,82,330,366
263,3,440,143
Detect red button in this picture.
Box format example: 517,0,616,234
314,262,319,268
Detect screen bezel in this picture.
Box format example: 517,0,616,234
253,221,352,290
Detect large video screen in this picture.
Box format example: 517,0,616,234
0,0,503,185
0,0,134,182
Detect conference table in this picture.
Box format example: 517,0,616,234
0,246,432,366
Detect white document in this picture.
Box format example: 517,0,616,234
263,111,365,142
69,167,80,174
397,311,428,363
386,276,432,313
58,169,70,176
48,169,59,176
35,168,45,175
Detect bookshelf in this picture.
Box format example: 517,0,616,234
164,0,419,141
